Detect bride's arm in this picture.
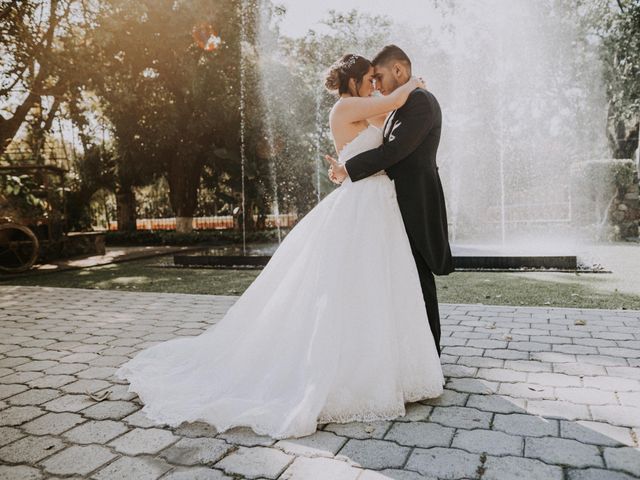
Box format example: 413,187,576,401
334,77,424,124
367,112,388,128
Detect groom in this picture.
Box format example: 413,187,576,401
327,44,454,357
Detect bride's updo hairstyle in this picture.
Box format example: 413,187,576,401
324,54,372,96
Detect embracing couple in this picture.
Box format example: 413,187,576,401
116,44,455,440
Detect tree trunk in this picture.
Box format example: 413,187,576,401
607,106,640,159
115,186,136,232
30,97,61,162
244,199,256,231
175,217,192,233
0,90,41,155
166,155,204,234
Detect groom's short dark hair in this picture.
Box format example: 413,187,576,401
372,45,411,72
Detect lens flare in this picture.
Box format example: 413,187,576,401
192,23,221,51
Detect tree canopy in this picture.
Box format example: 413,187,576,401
1,0,637,233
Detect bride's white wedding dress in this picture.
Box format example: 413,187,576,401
115,124,445,439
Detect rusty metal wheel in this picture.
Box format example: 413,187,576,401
0,222,39,273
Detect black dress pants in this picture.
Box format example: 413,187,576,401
407,234,442,357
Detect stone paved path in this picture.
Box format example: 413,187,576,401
0,285,639,480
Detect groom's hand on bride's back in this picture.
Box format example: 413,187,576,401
325,154,348,185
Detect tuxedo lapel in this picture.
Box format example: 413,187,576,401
383,109,397,140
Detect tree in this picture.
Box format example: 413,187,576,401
602,0,640,158
0,0,90,156
88,0,254,232
574,0,640,158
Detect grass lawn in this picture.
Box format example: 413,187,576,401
1,254,639,310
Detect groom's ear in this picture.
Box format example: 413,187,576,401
392,63,404,80
393,62,410,83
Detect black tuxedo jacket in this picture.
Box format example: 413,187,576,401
344,88,454,275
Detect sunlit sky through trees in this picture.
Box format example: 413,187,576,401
276,0,447,38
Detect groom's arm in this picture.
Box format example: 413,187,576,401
344,91,438,182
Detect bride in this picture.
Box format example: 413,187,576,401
115,53,445,440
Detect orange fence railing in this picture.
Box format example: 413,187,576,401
107,213,299,231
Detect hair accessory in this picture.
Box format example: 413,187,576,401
341,55,358,70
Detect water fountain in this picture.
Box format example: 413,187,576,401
177,0,612,271
262,112,283,243
392,0,609,269
176,0,282,268
238,0,249,256
314,87,324,204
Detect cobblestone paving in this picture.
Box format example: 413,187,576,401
0,285,639,480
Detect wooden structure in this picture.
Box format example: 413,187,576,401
0,164,68,272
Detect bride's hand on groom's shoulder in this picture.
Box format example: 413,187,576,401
410,76,426,91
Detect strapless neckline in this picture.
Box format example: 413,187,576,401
337,124,382,164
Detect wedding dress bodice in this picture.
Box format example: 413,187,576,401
338,124,383,165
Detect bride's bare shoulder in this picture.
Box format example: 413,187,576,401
330,98,344,115
330,98,358,124
329,99,346,126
